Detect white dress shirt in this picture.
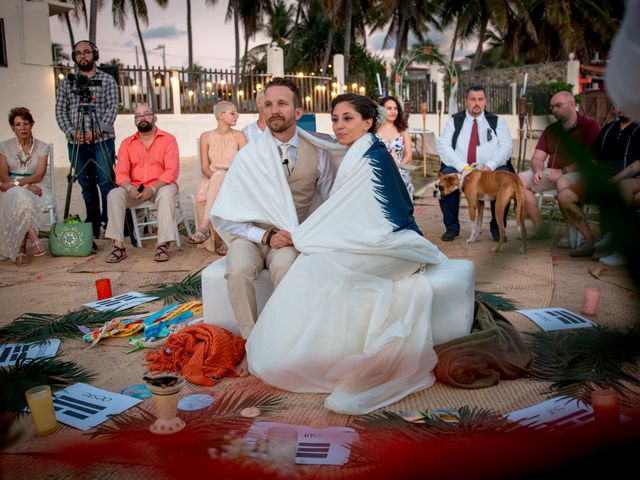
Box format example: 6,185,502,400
242,122,264,142
217,131,333,244
438,111,513,172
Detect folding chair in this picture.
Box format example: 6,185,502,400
128,193,193,248
42,143,58,230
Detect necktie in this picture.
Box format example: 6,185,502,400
279,143,292,176
467,119,479,165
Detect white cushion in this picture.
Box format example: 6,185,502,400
202,258,474,345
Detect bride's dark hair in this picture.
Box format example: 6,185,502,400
331,93,378,133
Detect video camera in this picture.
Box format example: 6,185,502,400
67,73,102,103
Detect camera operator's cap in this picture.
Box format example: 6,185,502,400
72,40,99,62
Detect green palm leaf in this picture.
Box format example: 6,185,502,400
145,268,203,305
0,309,140,343
527,326,640,405
475,291,517,311
0,357,95,415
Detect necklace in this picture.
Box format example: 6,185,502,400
15,136,34,167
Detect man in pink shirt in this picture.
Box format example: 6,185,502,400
104,104,180,262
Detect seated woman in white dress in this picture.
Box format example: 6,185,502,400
244,94,447,415
0,107,50,267
376,96,414,197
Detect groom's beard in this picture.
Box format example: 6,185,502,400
267,114,295,133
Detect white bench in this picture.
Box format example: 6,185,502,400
202,257,475,346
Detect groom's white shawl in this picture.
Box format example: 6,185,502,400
210,129,446,265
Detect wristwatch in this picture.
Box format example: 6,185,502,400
561,167,569,175
13,179,19,187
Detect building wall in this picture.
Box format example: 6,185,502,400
0,0,68,156
461,61,567,87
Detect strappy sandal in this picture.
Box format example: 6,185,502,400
154,243,170,262
106,245,128,263
31,240,46,257
15,251,30,267
187,230,210,245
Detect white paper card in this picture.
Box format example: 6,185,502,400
52,383,141,431
516,308,595,331
506,396,594,431
0,339,61,367
84,292,159,312
244,421,358,465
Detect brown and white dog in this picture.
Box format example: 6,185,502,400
460,166,527,253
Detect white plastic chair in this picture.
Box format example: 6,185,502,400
128,192,193,248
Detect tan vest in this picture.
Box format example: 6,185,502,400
255,137,319,232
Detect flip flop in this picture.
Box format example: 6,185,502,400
31,240,46,257
187,230,210,245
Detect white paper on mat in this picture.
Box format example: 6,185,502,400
51,383,141,431
84,292,159,312
506,396,596,431
516,308,595,331
0,339,61,367
243,421,358,465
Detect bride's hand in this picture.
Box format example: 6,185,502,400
26,184,42,196
270,230,293,249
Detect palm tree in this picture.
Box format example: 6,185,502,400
187,0,194,69
263,0,294,48
88,0,105,44
57,0,87,48
112,0,169,109
52,43,71,65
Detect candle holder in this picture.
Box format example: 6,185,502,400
95,278,112,300
25,385,58,436
581,285,601,316
591,388,620,432
145,375,186,435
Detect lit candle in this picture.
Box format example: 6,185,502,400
25,385,58,436
581,285,601,316
591,388,620,430
95,278,112,300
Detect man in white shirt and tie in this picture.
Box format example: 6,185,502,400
437,86,514,241
215,78,333,371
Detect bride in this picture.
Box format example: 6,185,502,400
244,94,447,414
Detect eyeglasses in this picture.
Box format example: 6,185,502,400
134,113,154,120
74,50,93,57
550,101,570,110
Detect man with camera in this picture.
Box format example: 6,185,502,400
55,40,119,238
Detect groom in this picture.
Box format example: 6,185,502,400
214,77,335,372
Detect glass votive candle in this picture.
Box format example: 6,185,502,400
267,426,298,464
25,385,58,436
581,285,601,316
95,278,112,300
591,388,620,428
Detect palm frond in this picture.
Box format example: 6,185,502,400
475,291,517,311
145,268,203,305
0,309,140,343
527,326,640,405
348,406,511,468
0,357,95,415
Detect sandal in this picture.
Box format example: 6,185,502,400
154,243,170,262
31,240,46,257
187,230,210,245
15,251,30,267
215,243,228,256
106,245,128,263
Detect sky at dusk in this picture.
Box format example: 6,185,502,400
49,1,468,71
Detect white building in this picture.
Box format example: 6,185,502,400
0,0,71,153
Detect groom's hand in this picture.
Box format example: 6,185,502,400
270,230,293,249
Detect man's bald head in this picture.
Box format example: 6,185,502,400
550,91,577,125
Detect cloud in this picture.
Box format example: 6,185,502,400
141,25,186,40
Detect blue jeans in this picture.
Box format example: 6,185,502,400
438,161,515,235
68,138,116,236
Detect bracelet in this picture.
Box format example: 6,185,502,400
266,230,276,247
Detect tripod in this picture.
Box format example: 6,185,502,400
63,102,115,233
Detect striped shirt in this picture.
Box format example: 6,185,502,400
55,68,119,142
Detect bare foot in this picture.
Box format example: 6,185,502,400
236,354,249,377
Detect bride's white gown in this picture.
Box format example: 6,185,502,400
211,130,447,415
